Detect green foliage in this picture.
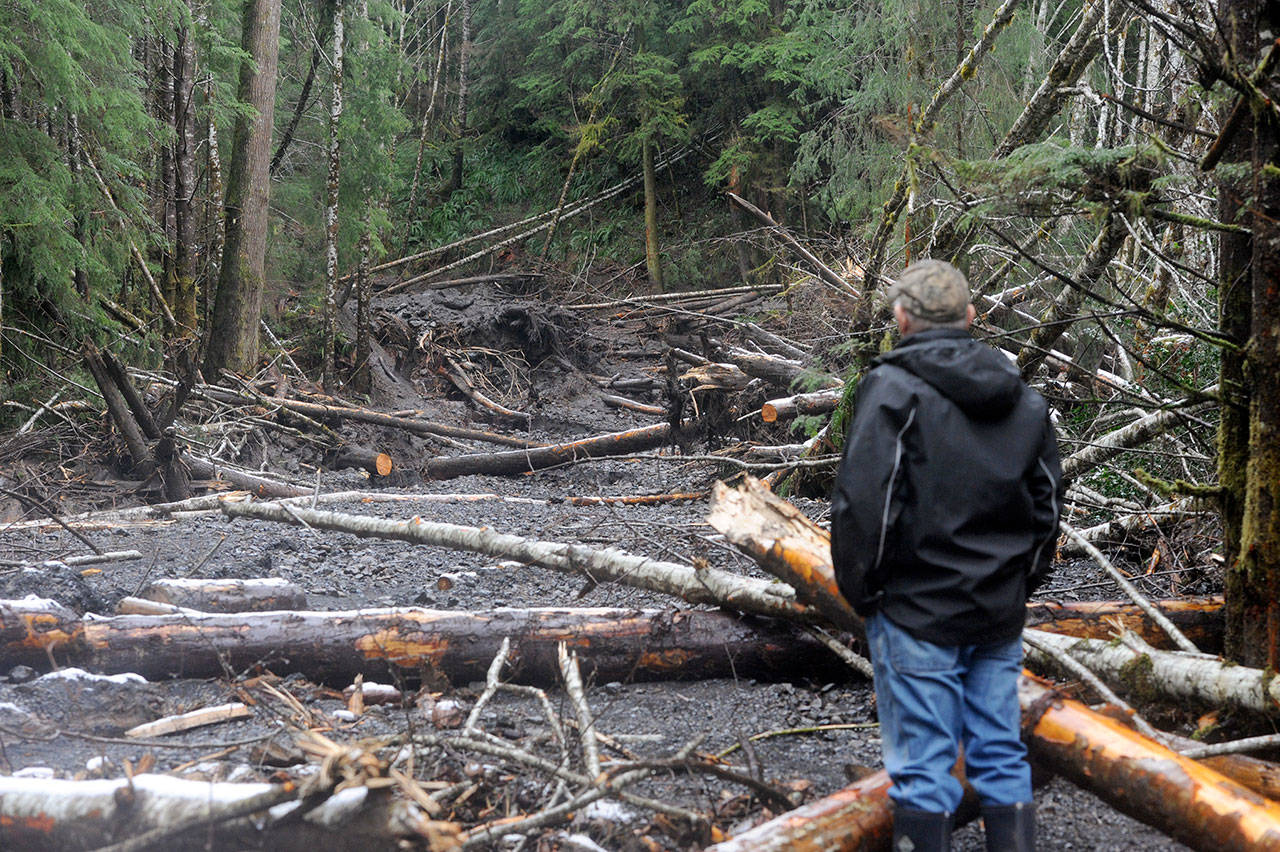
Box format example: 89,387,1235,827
675,0,816,195
953,140,1163,204
0,0,161,370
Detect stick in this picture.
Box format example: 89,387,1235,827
727,193,855,297
125,703,253,738
558,642,600,781
1060,522,1199,653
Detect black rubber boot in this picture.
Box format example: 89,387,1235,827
891,806,954,852
982,801,1036,851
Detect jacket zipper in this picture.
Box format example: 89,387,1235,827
874,406,917,574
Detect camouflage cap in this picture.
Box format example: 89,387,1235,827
886,259,971,323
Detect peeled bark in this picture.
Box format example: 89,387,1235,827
423,423,672,479
1021,675,1280,852
708,768,894,852
707,478,861,634
1026,596,1224,652
0,598,836,685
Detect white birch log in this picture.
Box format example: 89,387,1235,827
1061,386,1217,480
220,500,808,621
1024,628,1280,718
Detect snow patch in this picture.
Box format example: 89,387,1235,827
37,668,147,685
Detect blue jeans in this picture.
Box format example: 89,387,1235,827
866,612,1031,813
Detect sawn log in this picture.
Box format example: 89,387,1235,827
0,598,844,685
423,422,672,480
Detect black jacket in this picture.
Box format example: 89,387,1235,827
830,328,1063,645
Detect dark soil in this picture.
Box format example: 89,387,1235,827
0,281,1213,850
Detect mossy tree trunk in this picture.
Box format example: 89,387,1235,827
642,140,664,292
204,0,282,376
1220,0,1280,667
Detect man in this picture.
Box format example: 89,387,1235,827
830,260,1063,852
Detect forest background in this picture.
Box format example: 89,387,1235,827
1,0,1278,668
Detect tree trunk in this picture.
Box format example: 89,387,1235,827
219,498,813,623
447,0,470,194
204,0,283,375
1221,0,1280,667
1016,214,1124,381
172,19,199,334
195,385,542,447
323,0,345,391
202,53,224,308
0,598,835,685
1025,629,1280,719
1026,597,1224,652
270,17,326,178
406,0,450,233
354,212,373,394
66,113,89,299
642,140,664,291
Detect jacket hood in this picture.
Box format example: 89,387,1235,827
877,328,1023,418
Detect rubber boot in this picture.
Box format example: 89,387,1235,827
982,801,1035,852
891,806,953,852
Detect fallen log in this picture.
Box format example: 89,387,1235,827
1026,596,1224,652
1021,675,1280,851
325,446,394,478
600,393,665,415
680,363,751,392
198,386,541,449
441,355,532,428
219,499,810,622
0,775,458,851
137,578,308,613
423,422,673,480
707,479,1226,649
760,388,842,423
1059,388,1216,481
706,477,861,634
707,767,894,851
727,192,857,297
180,454,309,499
706,477,1280,851
1024,629,1280,719
723,346,839,391
711,678,1280,852
0,598,842,684
124,701,252,738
